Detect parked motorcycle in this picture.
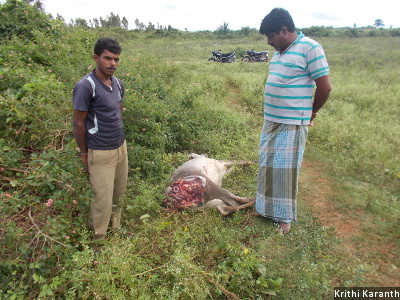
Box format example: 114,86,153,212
208,50,236,63
242,49,269,63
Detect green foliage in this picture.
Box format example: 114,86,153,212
52,210,286,299
390,29,400,36
302,25,333,37
0,144,93,299
118,54,256,178
1,3,399,299
99,12,123,29
0,0,58,40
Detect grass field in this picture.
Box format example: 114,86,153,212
1,32,399,299
109,35,400,297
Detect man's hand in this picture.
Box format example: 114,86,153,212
81,152,89,172
311,75,332,125
310,112,317,126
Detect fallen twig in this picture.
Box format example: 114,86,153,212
131,261,172,277
205,275,239,300
28,208,70,248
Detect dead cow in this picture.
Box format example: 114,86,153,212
163,153,256,215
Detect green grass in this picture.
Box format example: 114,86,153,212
1,31,399,299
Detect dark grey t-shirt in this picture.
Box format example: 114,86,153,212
73,71,125,150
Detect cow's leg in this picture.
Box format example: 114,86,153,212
205,178,255,205
219,159,257,176
219,200,256,215
220,159,256,166
220,159,257,168
190,199,224,213
204,199,256,216
203,199,225,209
203,199,234,216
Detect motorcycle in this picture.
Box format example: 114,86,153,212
208,50,236,63
242,49,269,63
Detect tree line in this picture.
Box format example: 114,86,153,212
0,0,399,41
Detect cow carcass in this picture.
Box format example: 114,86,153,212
163,154,256,215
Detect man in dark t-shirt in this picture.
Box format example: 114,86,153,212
73,37,128,250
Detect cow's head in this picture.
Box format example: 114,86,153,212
163,175,206,210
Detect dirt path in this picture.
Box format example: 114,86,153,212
300,159,399,287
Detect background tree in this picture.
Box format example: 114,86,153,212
75,17,88,28
216,22,231,38
107,12,121,28
217,22,230,33
122,16,129,30
146,21,155,32
56,13,65,24
135,18,145,30
374,19,384,29
100,16,106,27
92,17,100,28
32,0,44,12
238,26,254,36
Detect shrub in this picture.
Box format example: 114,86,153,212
0,0,57,41
302,25,333,37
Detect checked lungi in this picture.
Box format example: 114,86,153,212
256,120,308,223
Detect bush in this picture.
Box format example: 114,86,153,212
390,29,400,36
302,25,333,37
0,0,57,41
0,18,261,299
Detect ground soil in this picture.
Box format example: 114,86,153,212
299,159,399,287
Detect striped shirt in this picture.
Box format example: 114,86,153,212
264,32,329,125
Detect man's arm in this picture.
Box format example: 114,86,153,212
73,109,89,171
311,75,332,123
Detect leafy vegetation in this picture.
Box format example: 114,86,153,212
1,1,399,299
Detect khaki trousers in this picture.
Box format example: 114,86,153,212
88,141,128,241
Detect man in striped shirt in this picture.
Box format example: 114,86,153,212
256,8,332,234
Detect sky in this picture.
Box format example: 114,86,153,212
41,0,400,31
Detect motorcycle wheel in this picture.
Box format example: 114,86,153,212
242,56,250,63
208,58,215,62
228,56,236,63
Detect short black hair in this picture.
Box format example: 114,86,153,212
93,37,122,56
259,8,296,36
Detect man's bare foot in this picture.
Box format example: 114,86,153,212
277,222,291,234
254,213,291,234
